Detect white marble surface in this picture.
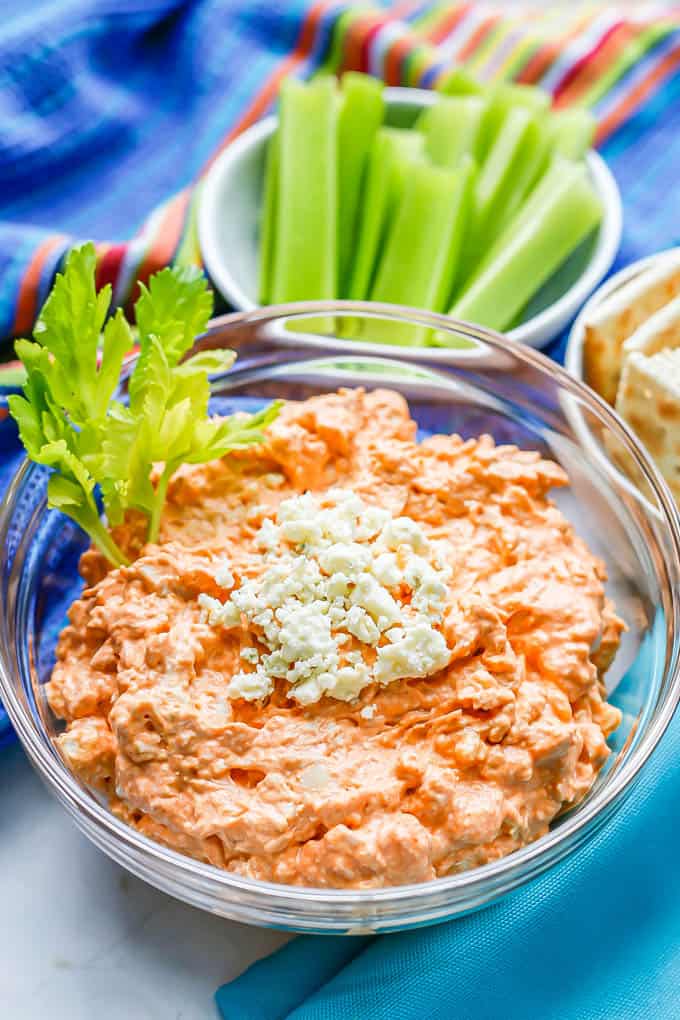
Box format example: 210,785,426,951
1,742,288,1019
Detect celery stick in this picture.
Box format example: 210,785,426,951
368,157,475,345
476,82,550,161
337,72,384,295
458,108,539,281
495,120,552,227
468,156,578,284
271,78,338,303
450,166,602,332
386,129,425,203
258,132,278,304
439,154,476,304
417,96,485,169
347,135,391,302
548,107,596,158
437,67,484,96
348,128,423,301
498,82,551,115
474,108,535,229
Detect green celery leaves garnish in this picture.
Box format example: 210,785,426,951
9,243,280,566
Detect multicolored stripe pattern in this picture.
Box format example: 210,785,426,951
0,1,679,354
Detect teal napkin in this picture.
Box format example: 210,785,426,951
216,705,680,1019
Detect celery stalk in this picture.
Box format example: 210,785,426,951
477,82,550,161
548,108,596,158
474,108,536,230
468,156,578,284
437,67,484,97
457,107,539,282
438,155,476,306
417,96,485,169
337,73,384,295
368,157,475,345
449,165,602,332
497,82,551,115
258,133,278,304
348,127,423,301
494,120,552,229
271,78,338,302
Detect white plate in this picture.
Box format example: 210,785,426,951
199,86,622,351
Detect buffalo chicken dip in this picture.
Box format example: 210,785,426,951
48,388,623,888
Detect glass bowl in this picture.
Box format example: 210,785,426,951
2,302,680,934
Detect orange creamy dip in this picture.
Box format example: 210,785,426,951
48,389,623,888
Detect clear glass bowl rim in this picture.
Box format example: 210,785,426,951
2,299,680,928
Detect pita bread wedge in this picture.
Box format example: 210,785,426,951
616,348,680,503
583,253,680,405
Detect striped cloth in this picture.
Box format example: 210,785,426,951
0,1,679,353
1,1,680,747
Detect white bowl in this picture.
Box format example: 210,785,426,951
199,86,622,351
562,247,680,520
565,247,680,382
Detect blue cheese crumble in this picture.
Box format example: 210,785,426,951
199,489,452,705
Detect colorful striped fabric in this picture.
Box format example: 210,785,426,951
0,0,679,359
